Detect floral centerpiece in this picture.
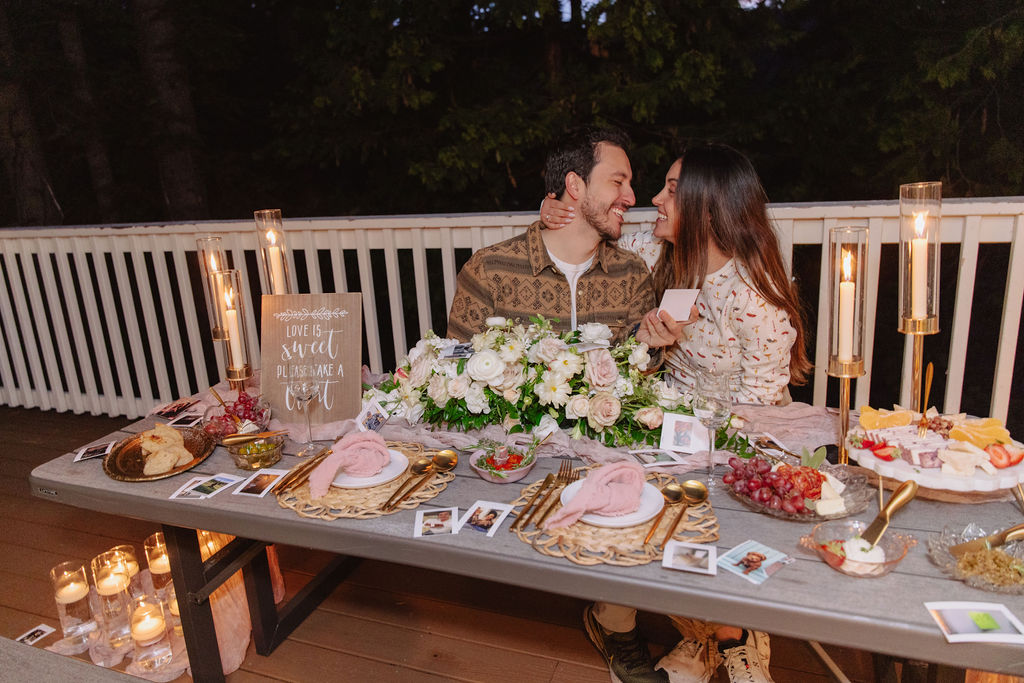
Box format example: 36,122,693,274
367,316,686,448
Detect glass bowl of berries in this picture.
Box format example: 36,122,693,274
468,439,537,483
202,390,272,441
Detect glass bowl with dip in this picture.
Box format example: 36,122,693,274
801,520,916,578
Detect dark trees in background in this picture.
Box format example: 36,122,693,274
0,0,1020,226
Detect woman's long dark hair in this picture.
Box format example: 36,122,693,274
664,143,812,385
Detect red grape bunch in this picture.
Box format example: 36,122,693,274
722,456,825,515
203,390,270,438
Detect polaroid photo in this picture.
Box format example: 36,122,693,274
154,398,197,419
356,398,390,432
187,473,244,498
658,289,700,321
456,500,514,537
440,343,474,359
926,602,1024,644
717,539,793,585
73,440,115,462
662,541,717,575
414,507,459,537
170,476,210,500
15,623,56,645
167,411,203,428
659,412,710,454
233,469,288,498
628,448,687,467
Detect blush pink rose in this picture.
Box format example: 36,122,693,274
584,348,619,389
635,406,664,429
587,392,622,431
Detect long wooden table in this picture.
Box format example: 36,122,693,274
30,415,1024,681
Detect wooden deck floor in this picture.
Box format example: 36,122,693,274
0,405,1016,683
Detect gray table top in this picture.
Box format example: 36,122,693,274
29,416,1024,675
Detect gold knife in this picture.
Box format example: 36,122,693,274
949,523,1024,558
861,479,918,547
511,473,554,532
271,447,331,494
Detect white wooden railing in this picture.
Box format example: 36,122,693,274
0,198,1021,422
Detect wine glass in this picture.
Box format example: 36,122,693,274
692,370,732,488
287,365,321,457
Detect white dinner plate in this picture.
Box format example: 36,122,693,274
848,441,1024,492
559,480,664,528
331,449,409,489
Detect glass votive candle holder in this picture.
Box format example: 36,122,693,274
109,544,144,598
50,561,98,649
164,584,183,640
90,551,132,649
130,595,172,672
144,532,172,596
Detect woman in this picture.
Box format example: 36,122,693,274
544,142,811,405
542,143,809,683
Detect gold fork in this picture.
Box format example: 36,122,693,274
535,461,579,529
917,362,934,438
522,460,569,530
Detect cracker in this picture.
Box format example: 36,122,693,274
143,449,177,475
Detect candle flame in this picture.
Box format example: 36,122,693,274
223,287,235,310
209,254,218,271
266,230,277,246
913,211,927,238
842,249,853,282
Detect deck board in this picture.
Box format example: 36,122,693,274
2,405,1016,682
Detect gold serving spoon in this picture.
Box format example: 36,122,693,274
644,482,684,545
385,450,459,510
660,480,709,548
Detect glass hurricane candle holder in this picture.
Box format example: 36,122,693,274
50,561,98,650
144,532,172,597
130,595,173,672
108,544,144,598
196,236,229,340
212,269,253,388
827,227,868,378
90,551,132,649
254,209,292,295
898,182,941,334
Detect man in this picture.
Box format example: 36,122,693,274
447,128,655,344
446,128,673,683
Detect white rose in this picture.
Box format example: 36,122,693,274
655,380,684,410
498,365,524,392
533,414,560,440
465,382,491,414
587,392,622,431
578,322,613,345
448,375,470,399
628,343,651,371
565,394,591,420
485,316,507,327
529,336,567,364
426,374,449,406
406,338,429,365
406,354,433,388
466,349,506,387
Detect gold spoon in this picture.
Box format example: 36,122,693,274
660,480,709,547
644,483,684,544
382,457,433,509
387,450,459,510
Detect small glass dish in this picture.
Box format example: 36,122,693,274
800,520,916,578
226,435,283,470
927,525,1024,595
725,466,874,522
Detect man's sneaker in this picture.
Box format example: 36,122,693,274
655,636,712,682
583,605,668,683
721,630,774,683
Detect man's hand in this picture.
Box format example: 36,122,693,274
635,305,699,348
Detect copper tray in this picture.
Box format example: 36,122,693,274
103,427,216,482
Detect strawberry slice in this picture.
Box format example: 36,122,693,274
987,444,1012,468
1005,443,1024,467
872,445,897,461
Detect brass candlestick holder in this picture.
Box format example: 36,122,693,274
898,182,941,412
212,269,252,390
827,227,868,465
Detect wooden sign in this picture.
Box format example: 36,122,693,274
260,293,363,425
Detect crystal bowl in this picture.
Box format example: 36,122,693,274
226,435,284,470
800,520,916,578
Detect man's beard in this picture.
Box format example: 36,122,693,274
580,195,620,242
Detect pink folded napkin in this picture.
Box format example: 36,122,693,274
308,432,391,499
543,461,646,530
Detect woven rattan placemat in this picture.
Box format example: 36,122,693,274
277,441,455,520
510,467,719,566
